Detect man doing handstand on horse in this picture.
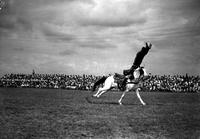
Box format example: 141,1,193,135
120,42,152,89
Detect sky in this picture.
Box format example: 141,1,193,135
0,0,200,76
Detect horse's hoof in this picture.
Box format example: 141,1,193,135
118,100,122,105
96,95,100,98
142,103,146,106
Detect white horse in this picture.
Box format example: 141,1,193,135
92,67,149,105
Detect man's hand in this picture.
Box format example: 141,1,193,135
145,42,152,49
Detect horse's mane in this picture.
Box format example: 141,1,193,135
139,67,144,76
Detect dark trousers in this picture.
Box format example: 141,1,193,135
123,46,150,76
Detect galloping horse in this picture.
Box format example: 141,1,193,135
92,67,149,105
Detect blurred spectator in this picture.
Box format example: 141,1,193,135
0,73,199,93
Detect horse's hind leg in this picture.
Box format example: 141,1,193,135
93,87,102,97
96,85,111,97
97,90,107,98
93,87,108,97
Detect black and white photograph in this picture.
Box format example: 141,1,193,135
0,0,200,138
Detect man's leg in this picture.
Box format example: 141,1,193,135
133,43,151,67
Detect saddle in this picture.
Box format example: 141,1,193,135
114,73,127,91
114,73,125,82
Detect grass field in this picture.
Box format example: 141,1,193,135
0,88,200,139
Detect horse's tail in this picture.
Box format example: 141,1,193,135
91,76,107,92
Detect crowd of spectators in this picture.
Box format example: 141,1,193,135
142,74,200,93
0,73,101,90
0,73,199,93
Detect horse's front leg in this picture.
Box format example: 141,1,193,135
118,90,128,105
136,88,146,105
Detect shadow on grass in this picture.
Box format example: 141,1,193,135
85,96,119,105
85,95,169,106
85,96,150,106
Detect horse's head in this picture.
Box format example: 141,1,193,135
133,67,147,79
